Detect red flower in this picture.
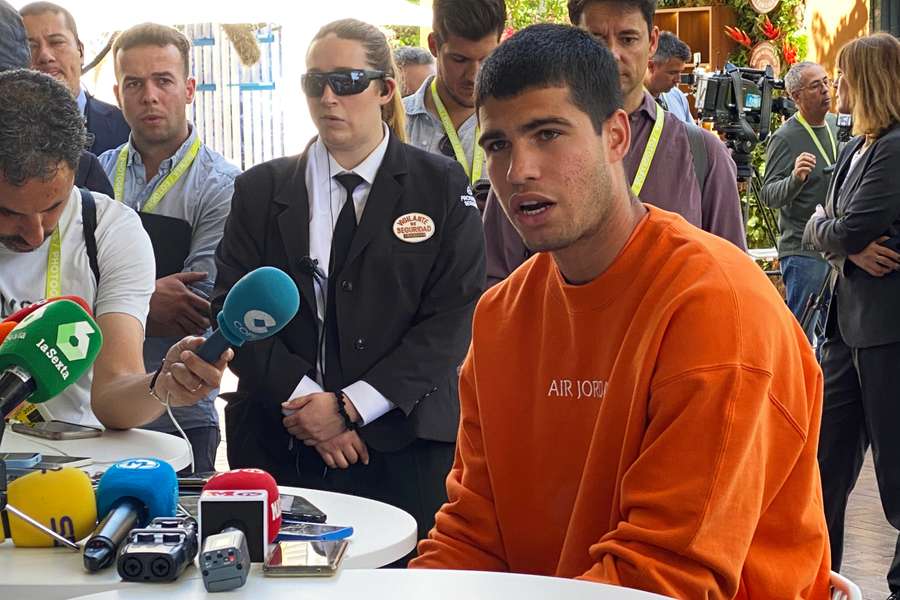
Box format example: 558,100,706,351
782,39,798,65
724,26,753,49
501,27,516,42
761,16,781,41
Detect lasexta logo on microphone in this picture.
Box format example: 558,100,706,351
56,321,96,361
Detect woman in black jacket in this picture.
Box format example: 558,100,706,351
804,32,900,596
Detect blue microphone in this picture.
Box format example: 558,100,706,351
196,267,300,364
83,458,178,571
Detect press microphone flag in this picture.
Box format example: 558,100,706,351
196,267,300,363
83,458,178,571
0,299,102,418
2,467,97,547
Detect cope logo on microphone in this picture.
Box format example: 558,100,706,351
116,458,160,470
233,310,276,338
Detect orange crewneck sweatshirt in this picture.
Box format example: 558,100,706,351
411,206,831,599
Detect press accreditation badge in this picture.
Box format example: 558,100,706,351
393,213,435,243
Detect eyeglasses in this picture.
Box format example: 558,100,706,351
301,69,386,97
800,77,830,93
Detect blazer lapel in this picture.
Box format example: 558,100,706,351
827,137,863,218
344,133,408,268
275,152,317,315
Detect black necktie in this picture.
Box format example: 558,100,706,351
323,173,364,391
656,94,669,111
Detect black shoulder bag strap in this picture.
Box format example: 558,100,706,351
78,187,101,285
685,123,709,193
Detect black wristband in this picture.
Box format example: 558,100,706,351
149,359,166,404
335,391,358,432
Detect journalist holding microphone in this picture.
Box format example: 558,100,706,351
0,68,232,430
213,18,485,540
802,32,900,595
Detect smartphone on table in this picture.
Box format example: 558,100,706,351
10,420,102,440
281,493,327,523
276,522,353,542
263,540,349,576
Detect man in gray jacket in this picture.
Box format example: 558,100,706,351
760,61,838,342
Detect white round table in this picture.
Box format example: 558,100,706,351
70,569,671,599
0,486,417,600
0,425,192,474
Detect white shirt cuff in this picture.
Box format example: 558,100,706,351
343,381,393,425
283,376,324,415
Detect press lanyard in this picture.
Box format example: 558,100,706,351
45,229,62,298
430,79,484,183
796,114,837,166
113,136,202,213
631,102,665,196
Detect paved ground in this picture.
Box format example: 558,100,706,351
213,371,895,597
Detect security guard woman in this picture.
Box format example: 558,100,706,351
212,18,485,541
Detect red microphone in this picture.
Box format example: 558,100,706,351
0,321,17,345
199,469,282,562
2,296,93,324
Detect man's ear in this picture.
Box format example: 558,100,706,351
185,76,197,104
428,32,439,58
603,109,631,164
648,25,660,58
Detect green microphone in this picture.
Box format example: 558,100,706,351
0,299,103,419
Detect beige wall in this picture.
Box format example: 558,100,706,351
804,0,870,74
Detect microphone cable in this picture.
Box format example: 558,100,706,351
163,389,195,475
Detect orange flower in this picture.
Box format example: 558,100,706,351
725,26,753,49
761,16,781,41
782,39,798,65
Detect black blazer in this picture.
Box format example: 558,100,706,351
84,93,130,156
803,122,900,348
212,132,485,476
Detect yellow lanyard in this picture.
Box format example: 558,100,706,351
114,136,202,213
430,79,484,183
45,228,62,298
631,102,665,196
796,114,837,166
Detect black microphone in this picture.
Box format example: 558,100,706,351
299,256,326,282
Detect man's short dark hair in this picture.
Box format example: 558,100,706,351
394,46,434,68
113,22,191,78
0,69,85,185
19,1,80,44
653,31,690,63
567,0,657,33
433,0,507,43
0,0,31,71
475,24,622,134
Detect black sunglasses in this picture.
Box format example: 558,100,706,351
301,69,387,97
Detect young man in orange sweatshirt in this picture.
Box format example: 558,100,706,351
409,24,831,598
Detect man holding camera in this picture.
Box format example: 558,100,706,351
482,0,746,287
403,0,506,212
760,61,837,341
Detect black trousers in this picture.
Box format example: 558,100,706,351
288,438,455,544
818,327,900,591
161,425,222,475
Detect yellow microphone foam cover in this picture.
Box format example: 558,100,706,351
5,467,98,547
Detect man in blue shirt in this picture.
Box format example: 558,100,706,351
99,23,240,473
644,31,694,124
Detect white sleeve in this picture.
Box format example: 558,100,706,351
342,380,393,425
91,195,155,327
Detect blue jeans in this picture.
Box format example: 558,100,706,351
780,255,830,345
